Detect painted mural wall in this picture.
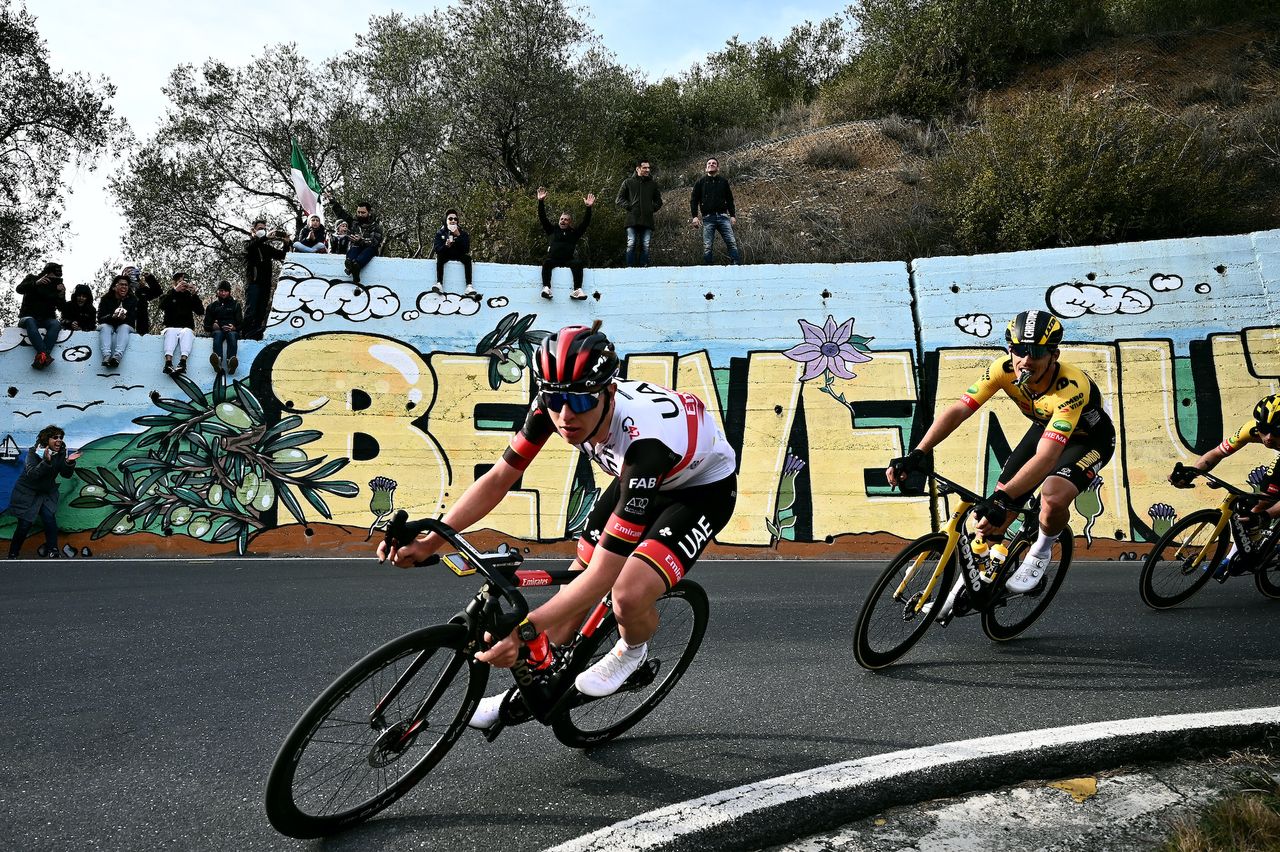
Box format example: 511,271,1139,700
3,229,1278,558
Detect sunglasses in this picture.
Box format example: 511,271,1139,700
540,391,601,414
1009,343,1051,358
447,217,458,221
1257,422,1278,437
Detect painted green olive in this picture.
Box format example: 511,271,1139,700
508,348,528,367
497,359,522,382
81,484,105,497
209,483,224,505
214,403,252,428
272,448,307,463
171,507,193,525
112,516,134,534
189,517,212,537
253,480,276,512
236,471,260,505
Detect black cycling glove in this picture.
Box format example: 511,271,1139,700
1168,464,1196,489
972,489,1020,527
889,448,930,485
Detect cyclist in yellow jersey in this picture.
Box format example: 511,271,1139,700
887,310,1115,599
1169,394,1280,573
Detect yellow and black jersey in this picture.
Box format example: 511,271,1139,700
1220,418,1266,455
960,356,1111,446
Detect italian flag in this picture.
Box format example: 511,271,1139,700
290,139,323,221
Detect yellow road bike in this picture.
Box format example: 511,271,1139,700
854,471,1073,670
1138,463,1280,609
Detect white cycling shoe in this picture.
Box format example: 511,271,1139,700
467,691,508,730
575,639,647,697
1006,552,1050,594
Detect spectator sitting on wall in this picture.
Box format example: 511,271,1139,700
690,157,741,265
615,159,662,267
244,218,289,341
537,186,594,301
158,272,204,377
324,192,383,286
6,424,80,559
97,275,139,369
432,209,475,297
60,284,97,332
328,220,350,255
204,280,243,376
121,264,162,336
292,214,328,253
15,262,66,370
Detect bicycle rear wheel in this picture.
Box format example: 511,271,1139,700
552,580,708,749
981,526,1073,641
264,624,486,838
1138,509,1226,609
853,533,954,670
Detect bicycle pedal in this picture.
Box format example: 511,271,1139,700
622,659,660,690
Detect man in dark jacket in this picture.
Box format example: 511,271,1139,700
432,209,475,297
690,157,741,265
243,219,288,340
537,187,595,301
16,262,66,369
6,424,79,559
204,280,244,375
616,160,663,267
97,276,139,368
158,272,204,376
325,193,384,286
61,284,96,332
121,265,162,335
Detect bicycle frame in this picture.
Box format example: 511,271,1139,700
1170,463,1279,572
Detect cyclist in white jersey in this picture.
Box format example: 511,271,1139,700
379,321,738,728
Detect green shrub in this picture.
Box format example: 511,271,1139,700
931,92,1261,253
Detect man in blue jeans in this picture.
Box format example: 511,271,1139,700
690,157,741,265
16,262,66,369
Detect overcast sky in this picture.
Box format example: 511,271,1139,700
31,0,849,286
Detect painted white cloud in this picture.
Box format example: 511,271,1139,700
0,327,74,353
416,291,481,317
955,313,992,338
268,276,401,329
1149,273,1183,292
1046,283,1153,318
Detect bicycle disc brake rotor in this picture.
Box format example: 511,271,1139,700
367,718,423,768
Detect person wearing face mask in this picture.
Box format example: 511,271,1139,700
244,219,288,341
432,209,475,297
887,310,1115,607
6,425,80,559
323,192,384,286
158,272,204,376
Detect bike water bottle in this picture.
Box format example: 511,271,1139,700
971,536,990,569
988,541,1009,582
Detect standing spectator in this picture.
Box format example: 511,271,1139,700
690,157,742,265
96,276,138,368
6,425,79,559
15,262,65,370
158,272,204,376
244,219,288,340
292,215,328,253
204,280,243,376
121,264,162,336
325,193,383,286
615,159,662,267
60,284,97,332
537,187,595,301
329,220,350,255
432,209,475,297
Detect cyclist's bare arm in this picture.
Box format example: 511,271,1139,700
1175,445,1229,484
379,459,524,567
885,400,974,486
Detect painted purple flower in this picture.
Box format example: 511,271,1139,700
784,316,872,381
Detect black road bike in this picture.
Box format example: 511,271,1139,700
1138,463,1280,609
854,472,1073,669
264,511,708,838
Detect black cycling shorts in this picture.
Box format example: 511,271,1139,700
576,475,737,589
1001,423,1115,495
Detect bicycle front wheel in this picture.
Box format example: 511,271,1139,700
264,624,486,838
552,580,708,749
853,533,954,670
981,526,1073,641
1138,509,1226,610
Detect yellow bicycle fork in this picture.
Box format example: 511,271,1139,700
893,499,971,612
1185,497,1234,568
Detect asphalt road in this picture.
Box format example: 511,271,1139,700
2,556,1276,852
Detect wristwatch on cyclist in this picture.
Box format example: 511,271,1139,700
517,618,539,643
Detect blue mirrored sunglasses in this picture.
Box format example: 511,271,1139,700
1009,343,1050,358
540,391,600,414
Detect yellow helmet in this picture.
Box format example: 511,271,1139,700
1254,394,1280,431
1005,310,1064,347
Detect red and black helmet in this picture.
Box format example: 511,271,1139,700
533,323,619,393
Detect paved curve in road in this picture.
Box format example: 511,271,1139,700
2,557,1276,852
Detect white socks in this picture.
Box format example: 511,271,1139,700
1029,528,1056,560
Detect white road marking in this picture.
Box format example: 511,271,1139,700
546,705,1280,852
